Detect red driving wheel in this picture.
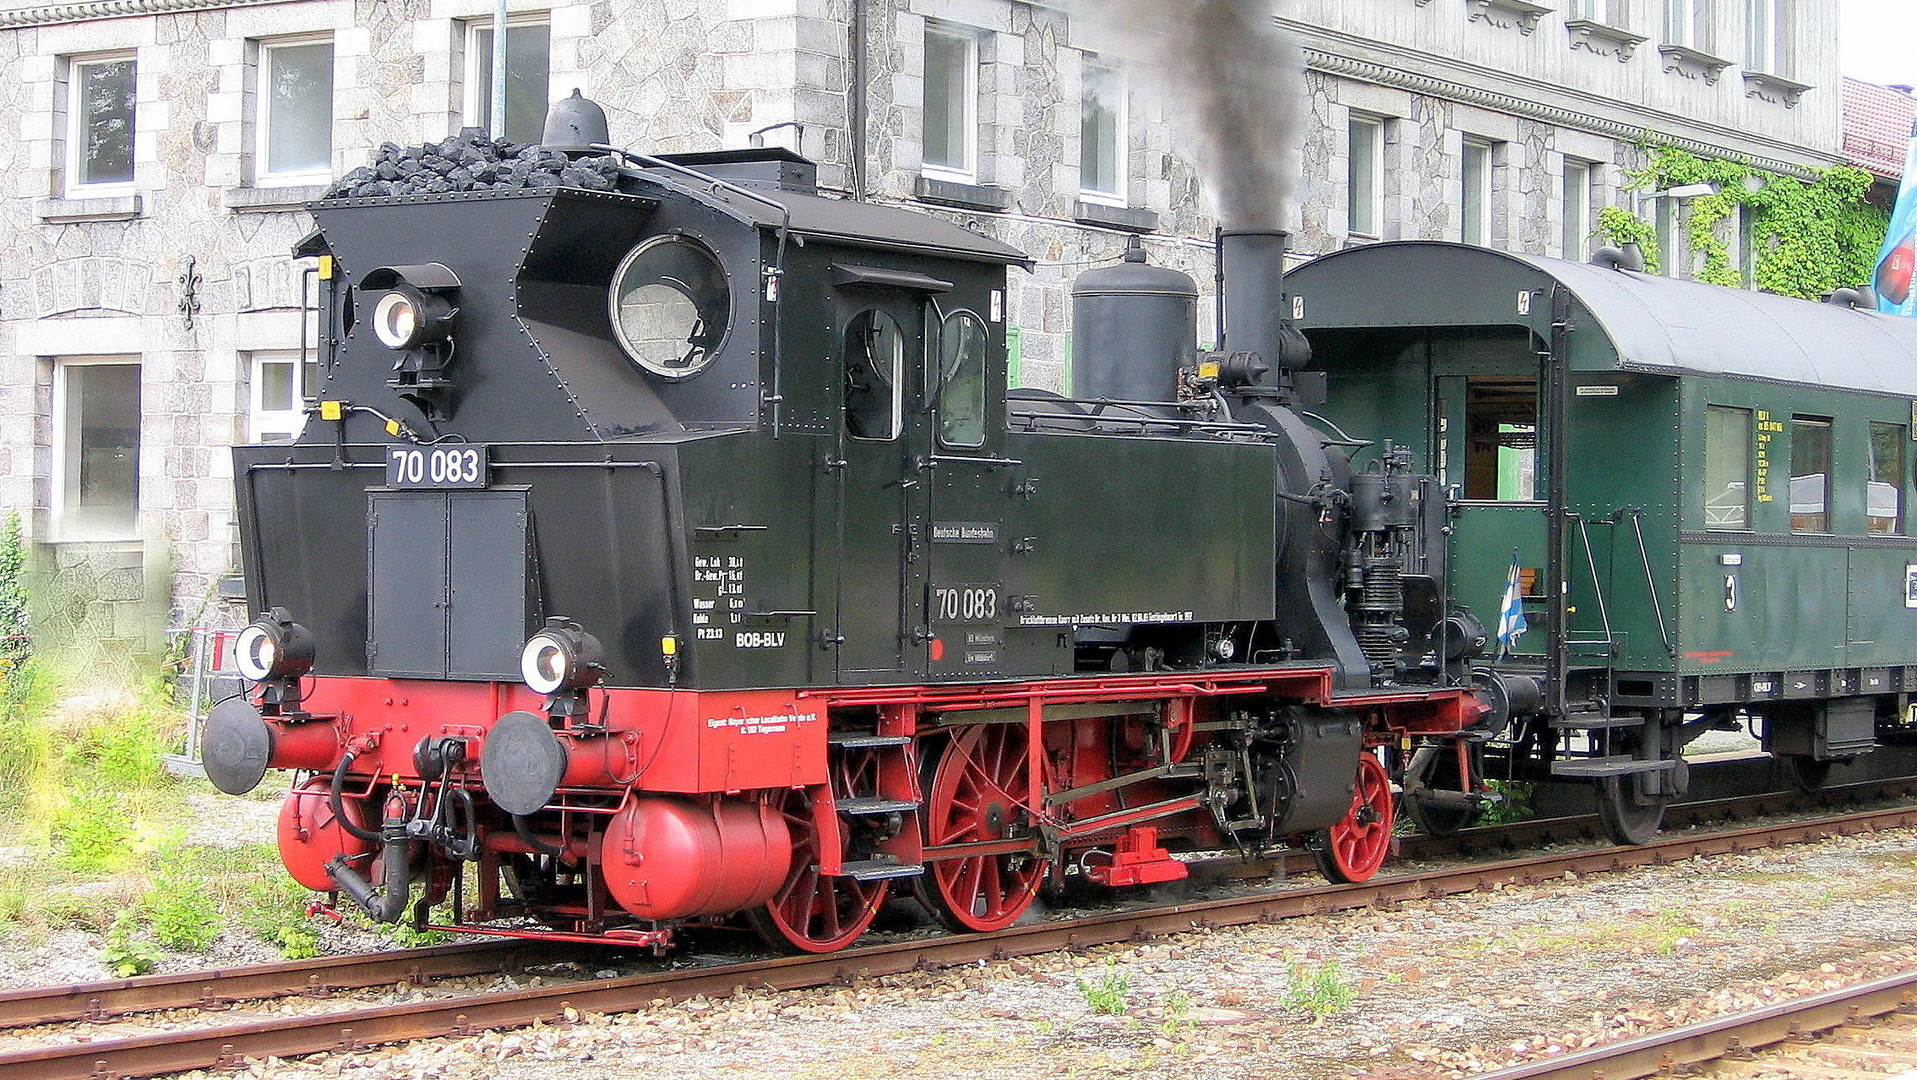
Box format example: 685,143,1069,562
1315,752,1394,884
918,724,1049,932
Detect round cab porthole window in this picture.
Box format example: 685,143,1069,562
608,235,732,379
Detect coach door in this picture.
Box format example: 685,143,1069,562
1434,362,1548,660
834,290,934,680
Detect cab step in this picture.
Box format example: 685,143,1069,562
838,858,926,882
1550,755,1679,778
836,797,920,816
828,733,913,748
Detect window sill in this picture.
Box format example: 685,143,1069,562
1466,0,1550,35
1072,199,1158,233
1659,44,1732,85
915,175,1012,213
1743,70,1811,108
224,184,330,213
36,194,143,223
1564,19,1646,61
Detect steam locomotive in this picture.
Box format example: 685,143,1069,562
202,96,1913,953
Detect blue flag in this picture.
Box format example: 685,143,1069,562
1495,552,1527,658
1875,119,1917,316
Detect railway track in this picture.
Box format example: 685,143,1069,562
4,794,1915,1080
1469,969,1917,1080
0,939,591,1030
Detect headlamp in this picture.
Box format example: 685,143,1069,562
235,607,315,682
371,285,456,350
520,618,606,695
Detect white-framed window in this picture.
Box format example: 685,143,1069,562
52,357,141,541
1562,159,1592,259
249,350,320,443
1461,139,1492,247
1655,196,1680,277
65,54,137,195
1745,0,1786,73
1347,115,1384,238
923,21,979,181
1737,203,1760,287
1663,0,1710,49
1569,0,1623,23
1079,60,1125,202
465,17,551,145
256,37,334,185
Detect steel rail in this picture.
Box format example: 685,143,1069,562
0,940,577,1031
1467,969,1917,1080
3,803,1914,1080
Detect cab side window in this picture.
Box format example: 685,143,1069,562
845,310,904,440
936,311,988,448
1463,377,1536,501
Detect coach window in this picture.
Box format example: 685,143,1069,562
845,311,904,440
1789,416,1831,533
1869,422,1905,534
1703,406,1751,530
937,311,988,448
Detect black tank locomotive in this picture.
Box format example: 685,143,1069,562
205,115,1496,952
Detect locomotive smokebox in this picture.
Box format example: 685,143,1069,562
1218,229,1311,377
1070,237,1197,401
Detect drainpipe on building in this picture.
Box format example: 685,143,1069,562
491,0,508,140
850,0,867,200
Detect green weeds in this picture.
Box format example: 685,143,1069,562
1075,958,1133,1015
1283,959,1357,1018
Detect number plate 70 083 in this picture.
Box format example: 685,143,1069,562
384,445,489,489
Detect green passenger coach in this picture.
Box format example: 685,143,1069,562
1287,240,1917,839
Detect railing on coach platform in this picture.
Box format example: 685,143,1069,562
163,626,242,779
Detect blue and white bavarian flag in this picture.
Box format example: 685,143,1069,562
1876,118,1917,316
1495,551,1527,658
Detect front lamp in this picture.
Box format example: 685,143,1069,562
235,607,315,682
371,285,456,350
520,618,606,695
359,264,461,351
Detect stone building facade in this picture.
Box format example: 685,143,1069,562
0,0,1846,653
